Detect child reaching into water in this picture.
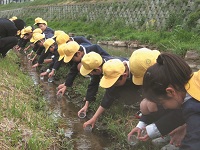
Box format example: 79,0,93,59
142,52,200,150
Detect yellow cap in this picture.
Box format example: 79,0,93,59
39,20,47,25
185,70,200,101
34,17,43,25
31,33,45,44
129,48,160,85
20,29,24,38
20,28,25,35
56,33,70,45
30,28,43,42
57,43,67,62
34,17,47,25
52,30,66,38
100,59,125,88
33,28,42,34
9,16,17,21
63,41,80,63
43,38,55,53
80,52,103,76
21,26,32,35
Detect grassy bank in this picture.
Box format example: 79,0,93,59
45,20,200,57
0,52,74,150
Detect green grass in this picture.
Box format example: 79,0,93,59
0,51,74,149
43,20,200,57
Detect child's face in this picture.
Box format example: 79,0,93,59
72,51,82,62
38,24,47,32
49,44,55,53
113,74,127,87
159,89,185,109
90,68,102,76
23,33,33,40
37,39,45,47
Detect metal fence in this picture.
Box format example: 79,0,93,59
0,0,33,4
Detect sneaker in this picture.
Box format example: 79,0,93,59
161,143,179,150
152,136,170,147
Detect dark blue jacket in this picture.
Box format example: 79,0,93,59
43,27,54,39
100,58,142,109
73,36,92,47
180,98,200,150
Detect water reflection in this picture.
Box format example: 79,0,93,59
99,44,135,58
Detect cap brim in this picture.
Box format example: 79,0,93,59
80,66,92,76
33,40,39,44
20,34,24,38
63,55,73,63
132,75,143,85
58,55,64,61
185,72,200,101
45,46,50,53
100,76,119,88
30,37,34,43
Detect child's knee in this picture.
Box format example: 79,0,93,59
140,99,158,115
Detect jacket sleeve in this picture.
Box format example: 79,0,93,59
52,57,62,70
101,87,119,109
88,44,110,57
73,36,92,46
52,51,62,70
17,38,29,48
140,108,185,136
139,107,168,125
64,62,79,87
155,109,185,136
85,75,100,102
36,47,44,55
38,50,51,64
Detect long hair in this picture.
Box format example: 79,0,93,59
143,52,192,102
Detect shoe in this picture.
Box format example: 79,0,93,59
161,143,179,150
152,136,170,147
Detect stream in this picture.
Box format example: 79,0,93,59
20,55,112,150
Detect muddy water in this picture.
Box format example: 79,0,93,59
20,55,112,150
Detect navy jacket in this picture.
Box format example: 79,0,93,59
140,108,185,136
100,58,142,109
73,36,92,47
85,56,114,102
47,46,62,70
180,98,200,150
43,27,54,39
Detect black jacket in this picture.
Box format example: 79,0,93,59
0,18,17,38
